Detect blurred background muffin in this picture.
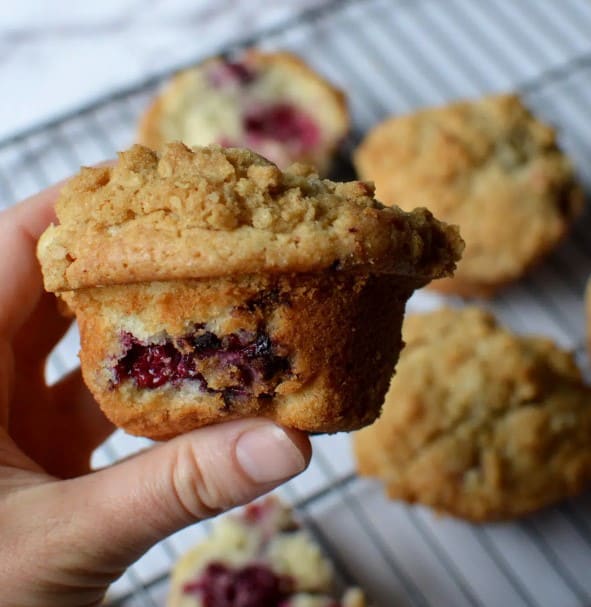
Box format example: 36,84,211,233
138,50,349,174
354,94,583,298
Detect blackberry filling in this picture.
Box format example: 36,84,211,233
183,562,292,607
113,342,201,389
208,60,256,87
241,499,299,542
244,103,320,151
243,499,288,525
113,328,290,398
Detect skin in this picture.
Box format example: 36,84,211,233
0,183,311,607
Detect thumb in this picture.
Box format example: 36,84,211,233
57,419,310,569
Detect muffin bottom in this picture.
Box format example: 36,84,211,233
63,271,414,439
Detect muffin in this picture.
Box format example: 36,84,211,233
354,94,583,297
37,143,462,439
139,50,349,174
167,497,368,607
354,307,591,522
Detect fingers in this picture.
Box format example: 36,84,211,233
1,167,115,342
2,181,60,239
47,369,115,477
0,340,12,429
9,369,115,479
12,291,71,365
58,419,310,569
0,182,62,339
49,369,112,446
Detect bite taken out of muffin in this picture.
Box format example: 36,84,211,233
37,142,462,439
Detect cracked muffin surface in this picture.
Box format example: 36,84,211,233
38,142,462,293
139,49,349,174
354,307,591,521
37,143,462,438
354,94,583,297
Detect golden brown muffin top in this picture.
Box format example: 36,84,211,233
38,143,463,292
354,94,583,296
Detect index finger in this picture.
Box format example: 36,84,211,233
0,181,63,338
0,160,117,338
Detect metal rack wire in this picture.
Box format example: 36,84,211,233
2,1,591,605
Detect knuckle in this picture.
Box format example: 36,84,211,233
169,442,224,522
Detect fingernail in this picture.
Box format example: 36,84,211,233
236,423,307,484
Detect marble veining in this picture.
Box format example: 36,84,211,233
0,0,327,141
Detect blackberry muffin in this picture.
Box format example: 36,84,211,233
354,94,583,297
354,307,591,522
37,143,462,439
139,50,349,174
167,497,368,607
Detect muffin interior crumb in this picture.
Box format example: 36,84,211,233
154,54,339,169
183,562,293,606
175,498,355,607
112,325,291,405
206,59,322,158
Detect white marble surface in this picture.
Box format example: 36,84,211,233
0,0,328,141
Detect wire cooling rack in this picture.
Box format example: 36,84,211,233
2,0,591,605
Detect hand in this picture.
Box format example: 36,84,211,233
0,183,311,607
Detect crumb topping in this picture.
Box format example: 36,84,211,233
38,143,462,292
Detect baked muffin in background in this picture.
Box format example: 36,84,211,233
37,143,462,439
354,307,591,522
354,94,584,298
139,50,349,175
167,497,368,607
